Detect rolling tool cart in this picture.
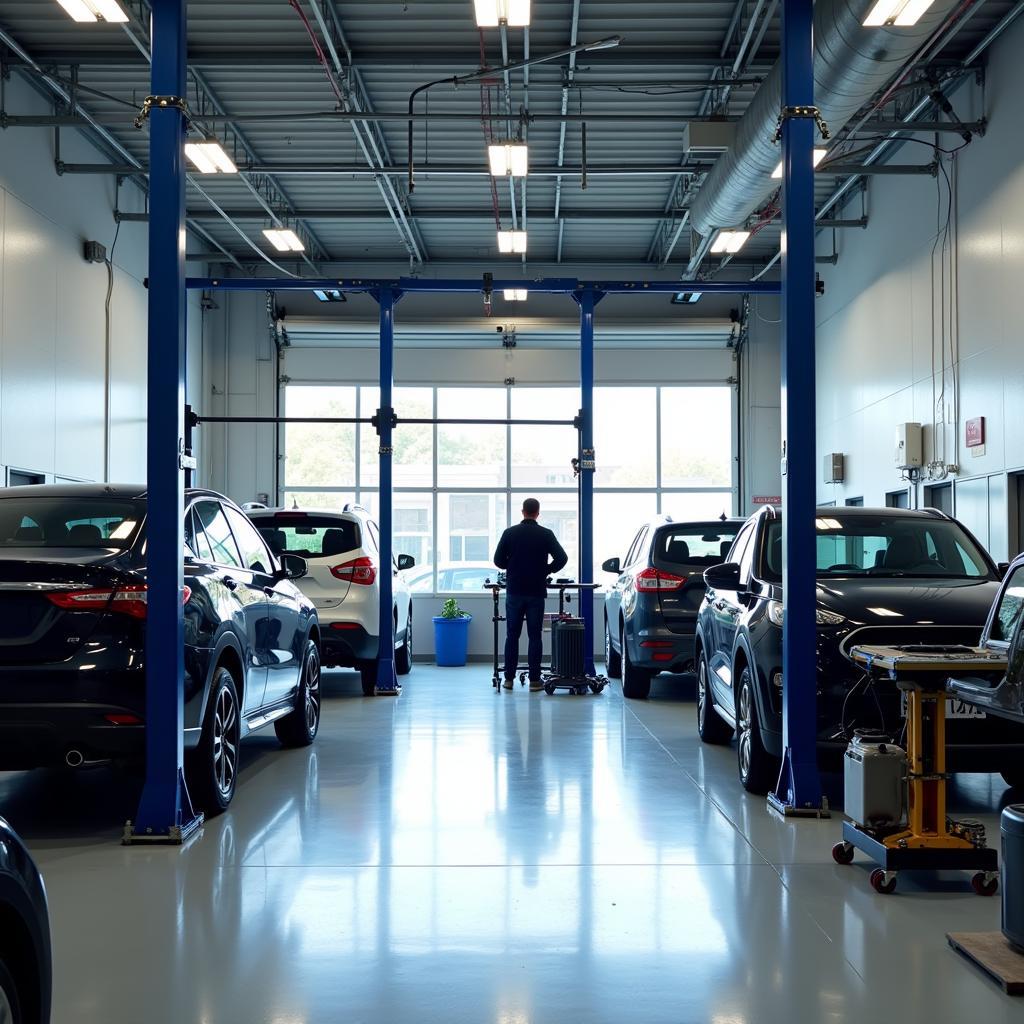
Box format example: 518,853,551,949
832,644,1005,895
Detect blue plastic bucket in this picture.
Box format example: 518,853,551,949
433,615,472,667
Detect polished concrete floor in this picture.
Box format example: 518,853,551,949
2,665,1022,1023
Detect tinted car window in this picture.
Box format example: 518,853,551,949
253,515,360,558
991,566,1024,643
194,501,243,569
0,497,142,548
728,521,754,567
631,527,650,565
225,506,273,575
655,524,741,567
622,528,645,567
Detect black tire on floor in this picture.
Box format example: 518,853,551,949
188,665,242,816
275,639,321,748
0,959,23,1024
359,662,377,697
734,665,778,795
605,618,622,679
396,611,413,676
697,651,733,744
621,625,651,700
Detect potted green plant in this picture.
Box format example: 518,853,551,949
433,598,472,667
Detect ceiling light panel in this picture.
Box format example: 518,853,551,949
263,229,305,253
184,142,237,175
488,143,529,177
771,148,828,179
863,0,936,25
474,0,530,27
55,0,129,22
497,230,528,254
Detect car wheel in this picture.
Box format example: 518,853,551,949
275,640,321,748
621,625,651,700
188,665,241,816
735,665,778,794
396,610,413,676
359,662,377,697
0,959,23,1024
605,618,622,679
697,652,733,744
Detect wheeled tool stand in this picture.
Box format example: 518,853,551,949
832,644,1001,896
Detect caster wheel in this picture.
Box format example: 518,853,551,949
544,684,556,695
971,872,998,897
519,673,527,686
831,842,855,866
870,868,897,895
589,682,601,694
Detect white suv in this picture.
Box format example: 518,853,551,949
248,504,414,696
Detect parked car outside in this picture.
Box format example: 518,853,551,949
0,485,321,814
249,505,414,696
602,517,745,698
695,505,1022,793
404,562,497,593
0,817,51,1024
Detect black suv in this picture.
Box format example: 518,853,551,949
602,517,744,698
695,506,1024,793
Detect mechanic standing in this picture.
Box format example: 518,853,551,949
493,498,569,691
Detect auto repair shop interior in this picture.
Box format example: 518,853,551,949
2,1,1024,1022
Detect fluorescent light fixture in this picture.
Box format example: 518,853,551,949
709,229,751,254
497,230,528,254
671,291,702,304
263,228,305,253
488,142,529,177
474,0,530,27
863,0,936,25
771,148,828,179
503,289,528,301
55,0,129,22
184,140,237,175
313,289,346,303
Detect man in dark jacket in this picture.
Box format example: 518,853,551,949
493,498,569,691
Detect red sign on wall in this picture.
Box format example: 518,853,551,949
966,417,985,448
752,495,782,505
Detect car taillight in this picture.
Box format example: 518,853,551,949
47,585,190,619
331,557,377,585
634,567,686,592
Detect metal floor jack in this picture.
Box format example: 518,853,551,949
832,644,1001,896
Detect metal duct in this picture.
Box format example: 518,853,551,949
688,0,961,240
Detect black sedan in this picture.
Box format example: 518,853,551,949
0,485,321,814
695,506,1023,793
0,817,51,1024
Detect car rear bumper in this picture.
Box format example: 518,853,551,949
321,624,378,666
0,702,144,768
632,625,695,674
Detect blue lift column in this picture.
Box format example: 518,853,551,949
374,285,403,696
127,0,202,844
575,287,604,677
768,0,827,817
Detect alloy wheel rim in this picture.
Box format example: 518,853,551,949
697,661,707,723
738,680,752,777
305,653,321,733
605,624,611,663
213,685,238,797
0,982,13,1024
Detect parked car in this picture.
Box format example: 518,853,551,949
602,517,745,698
695,505,1023,793
0,817,51,1024
404,562,497,593
947,554,1024,726
248,504,414,696
0,485,321,814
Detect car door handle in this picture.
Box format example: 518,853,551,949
221,575,238,591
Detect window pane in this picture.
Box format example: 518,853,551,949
437,388,506,487
595,387,656,486
594,492,658,583
359,387,433,488
660,491,734,521
510,388,579,488
992,567,1024,642
284,386,356,488
282,491,355,512
359,491,433,588
437,492,507,589
661,387,733,487
510,491,578,580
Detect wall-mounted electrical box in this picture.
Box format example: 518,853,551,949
895,423,923,470
823,453,845,483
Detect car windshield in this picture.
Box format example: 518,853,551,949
762,515,993,581
252,514,360,558
0,497,143,548
655,523,741,567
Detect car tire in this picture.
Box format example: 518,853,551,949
396,611,413,676
188,665,242,816
735,665,778,794
621,625,651,700
697,652,733,744
275,640,321,748
359,662,377,697
0,959,23,1024
605,618,622,679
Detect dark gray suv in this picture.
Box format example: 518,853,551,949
603,517,744,698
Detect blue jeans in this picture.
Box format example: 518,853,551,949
504,594,545,681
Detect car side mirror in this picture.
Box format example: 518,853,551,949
998,561,1011,580
277,553,307,581
602,557,621,574
397,554,416,571
703,562,741,591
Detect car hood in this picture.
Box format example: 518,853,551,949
814,576,1000,627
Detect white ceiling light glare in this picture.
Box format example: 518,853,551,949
488,142,529,178
184,140,238,175
771,148,828,179
55,0,129,22
474,0,530,27
709,229,751,254
862,0,936,26
497,230,528,254
503,289,528,301
263,228,305,253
